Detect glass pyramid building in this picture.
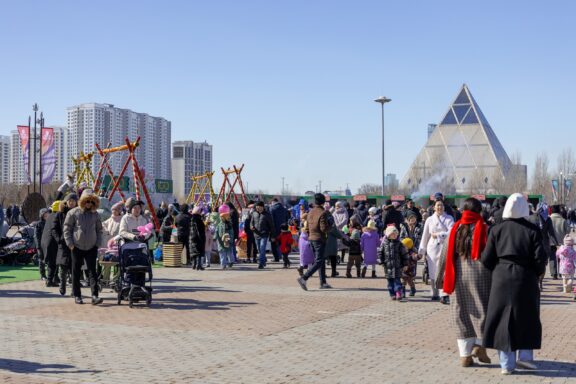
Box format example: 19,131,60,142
401,84,519,194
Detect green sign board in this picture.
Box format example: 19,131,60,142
155,179,173,194
102,175,130,192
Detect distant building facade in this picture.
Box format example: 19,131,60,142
0,135,9,184
171,141,213,200
67,103,172,184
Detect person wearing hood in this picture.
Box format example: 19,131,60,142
363,206,384,234
481,193,547,375
528,202,559,281
34,207,50,281
189,206,206,270
382,200,404,232
354,202,368,225
175,203,192,265
333,201,349,264
41,203,61,287
361,220,380,278
119,199,149,242
63,190,103,305
442,198,492,368
53,194,78,296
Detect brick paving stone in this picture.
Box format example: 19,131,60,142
1,262,575,383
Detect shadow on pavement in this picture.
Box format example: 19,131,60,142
0,358,102,374
0,290,61,299
152,297,257,311
152,285,241,294
153,277,202,283
514,360,576,378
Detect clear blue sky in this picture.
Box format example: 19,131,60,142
1,0,574,194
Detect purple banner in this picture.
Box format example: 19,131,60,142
41,127,56,184
17,125,31,183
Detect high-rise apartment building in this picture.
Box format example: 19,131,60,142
0,135,10,184
172,141,213,200
67,103,171,183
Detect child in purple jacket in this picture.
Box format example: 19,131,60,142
361,220,380,278
297,221,314,276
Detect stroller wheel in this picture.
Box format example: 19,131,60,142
146,295,152,307
129,298,134,308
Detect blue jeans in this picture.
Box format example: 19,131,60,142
219,249,233,267
256,237,268,267
303,240,327,285
498,350,533,371
387,277,402,296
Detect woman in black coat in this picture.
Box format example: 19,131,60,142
480,193,547,375
52,196,77,296
40,209,60,287
189,207,206,270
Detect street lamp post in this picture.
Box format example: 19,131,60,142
374,96,391,196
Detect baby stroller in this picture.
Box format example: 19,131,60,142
116,239,153,308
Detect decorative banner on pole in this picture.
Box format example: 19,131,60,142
565,179,573,199
17,125,31,183
40,127,55,184
551,179,559,201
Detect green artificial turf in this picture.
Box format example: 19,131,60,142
0,265,40,284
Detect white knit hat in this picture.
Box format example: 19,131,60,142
502,193,529,219
385,225,399,237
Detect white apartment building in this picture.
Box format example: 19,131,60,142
67,103,171,184
0,135,10,184
172,141,213,200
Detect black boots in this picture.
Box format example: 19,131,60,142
372,270,377,278
361,267,367,278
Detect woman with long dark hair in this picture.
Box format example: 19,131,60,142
443,198,491,367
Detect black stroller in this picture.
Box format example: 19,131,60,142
116,240,153,308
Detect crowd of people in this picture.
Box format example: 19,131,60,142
2,186,576,375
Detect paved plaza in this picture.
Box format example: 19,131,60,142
1,261,575,384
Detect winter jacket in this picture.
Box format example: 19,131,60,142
550,213,569,247
354,204,368,225
53,207,72,266
229,208,240,240
34,219,46,249
161,215,175,243
399,222,423,251
175,212,191,241
361,229,380,265
332,207,349,231
250,210,275,239
119,214,149,241
41,212,59,263
379,237,409,279
528,213,558,258
63,207,103,251
270,202,289,237
298,232,314,265
277,231,294,255
189,214,206,257
481,218,547,352
307,206,332,243
343,230,362,255
215,220,235,251
402,207,422,223
325,224,344,256
556,245,576,275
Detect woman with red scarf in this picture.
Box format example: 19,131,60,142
443,198,492,367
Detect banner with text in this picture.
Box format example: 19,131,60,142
155,179,173,194
41,127,56,184
17,125,31,183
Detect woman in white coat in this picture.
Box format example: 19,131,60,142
419,200,454,303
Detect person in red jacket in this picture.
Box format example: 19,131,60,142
277,224,294,268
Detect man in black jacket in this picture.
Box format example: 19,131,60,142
175,204,192,265
34,208,50,281
41,208,60,287
269,198,289,262
243,201,258,263
250,201,275,269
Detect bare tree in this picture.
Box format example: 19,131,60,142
531,152,553,203
556,148,576,206
357,183,382,195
